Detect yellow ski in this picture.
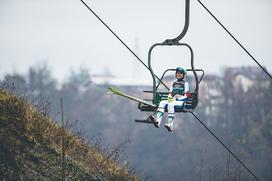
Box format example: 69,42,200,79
108,87,156,107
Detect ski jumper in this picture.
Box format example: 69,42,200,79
157,80,190,118
149,67,189,131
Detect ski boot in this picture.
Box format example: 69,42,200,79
164,116,174,132
148,111,163,128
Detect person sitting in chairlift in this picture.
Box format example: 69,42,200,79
148,67,190,132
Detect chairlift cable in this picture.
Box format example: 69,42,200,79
197,0,272,80
80,0,169,89
190,112,260,181
195,1,266,179
81,1,260,180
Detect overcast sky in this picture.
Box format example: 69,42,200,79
0,0,271,83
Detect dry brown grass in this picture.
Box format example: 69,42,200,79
0,89,140,180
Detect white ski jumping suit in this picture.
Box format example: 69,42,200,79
157,80,190,118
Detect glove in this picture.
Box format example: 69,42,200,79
186,92,191,97
167,96,174,103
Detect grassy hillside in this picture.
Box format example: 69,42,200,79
0,89,140,180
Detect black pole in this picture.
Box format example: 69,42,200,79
61,97,65,181
164,0,190,44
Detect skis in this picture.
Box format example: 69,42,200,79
108,87,156,107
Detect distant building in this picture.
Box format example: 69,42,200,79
224,66,270,92
199,74,223,116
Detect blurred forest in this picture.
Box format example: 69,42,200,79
1,64,271,181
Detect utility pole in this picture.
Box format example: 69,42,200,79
61,97,65,181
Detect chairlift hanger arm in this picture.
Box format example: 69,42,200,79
164,0,190,45
147,0,199,105
148,42,198,102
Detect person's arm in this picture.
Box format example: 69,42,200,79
167,82,174,102
168,82,174,97
185,82,191,97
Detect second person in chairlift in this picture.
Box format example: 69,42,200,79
148,67,190,132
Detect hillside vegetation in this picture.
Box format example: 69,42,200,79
0,89,140,180
1,65,272,180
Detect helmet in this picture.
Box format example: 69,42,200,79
175,67,186,75
175,67,186,81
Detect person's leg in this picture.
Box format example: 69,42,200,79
164,101,184,132
148,100,168,128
